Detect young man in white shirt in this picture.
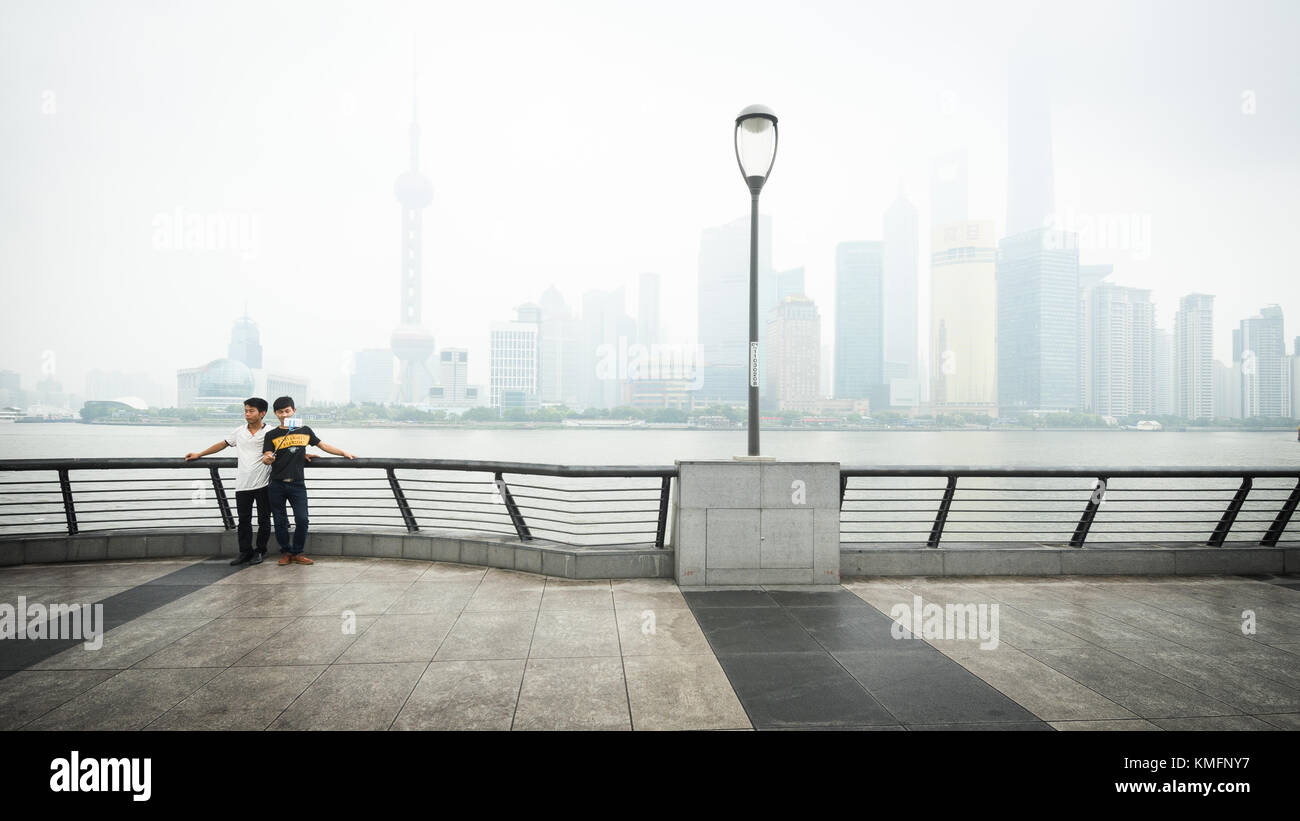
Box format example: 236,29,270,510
184,397,273,565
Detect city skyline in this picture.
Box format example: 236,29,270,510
2,1,1298,408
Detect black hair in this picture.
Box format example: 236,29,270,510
244,397,268,413
273,396,295,411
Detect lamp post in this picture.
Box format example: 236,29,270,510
734,104,778,457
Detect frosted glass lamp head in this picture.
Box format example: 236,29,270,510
734,104,778,194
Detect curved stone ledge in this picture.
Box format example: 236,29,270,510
0,529,675,580
3,532,1295,578
841,542,1300,577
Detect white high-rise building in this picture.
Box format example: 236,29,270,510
438,348,468,402
1077,265,1113,412
1175,293,1215,420
930,221,998,416
766,296,821,412
1238,305,1290,418
489,321,538,408
1088,283,1154,416
351,349,395,405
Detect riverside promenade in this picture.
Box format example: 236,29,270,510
1,556,1297,731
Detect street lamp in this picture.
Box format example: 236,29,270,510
734,104,778,456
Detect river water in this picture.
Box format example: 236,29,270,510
3,423,1299,466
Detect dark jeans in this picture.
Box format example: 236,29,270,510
235,486,271,555
267,480,309,554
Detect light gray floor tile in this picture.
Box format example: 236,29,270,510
32,617,212,670
624,654,750,730
1048,719,1162,730
337,613,458,663
433,611,538,661
386,581,481,614
1150,715,1279,730
135,616,294,668
269,662,425,730
1022,646,1242,719
0,670,119,729
615,607,711,656
942,645,1139,721
513,657,629,731
146,665,325,730
23,668,222,730
391,659,525,730
528,610,620,658
234,614,374,666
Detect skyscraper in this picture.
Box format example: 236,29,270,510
777,267,805,301
1006,51,1056,236
834,242,884,401
1238,305,1290,418
997,228,1080,413
929,221,997,414
1175,293,1215,420
637,273,660,348
1076,264,1113,412
1088,284,1154,416
766,296,821,412
581,288,635,409
227,313,263,369
698,215,774,404
489,319,538,409
391,77,437,404
1153,328,1174,416
538,286,581,406
438,348,468,402
883,190,919,383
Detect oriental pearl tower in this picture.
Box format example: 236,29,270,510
390,76,437,404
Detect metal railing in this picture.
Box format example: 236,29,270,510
840,466,1300,547
0,458,677,548
4,460,1298,550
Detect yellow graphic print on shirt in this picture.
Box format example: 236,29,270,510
271,433,312,450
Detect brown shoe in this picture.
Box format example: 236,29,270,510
278,553,291,566
290,554,314,565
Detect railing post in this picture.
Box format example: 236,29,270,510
386,468,419,533
495,472,532,541
839,474,848,510
1070,476,1108,548
1261,478,1300,546
654,476,671,549
927,475,957,548
209,466,235,530
1209,477,1252,546
58,468,77,536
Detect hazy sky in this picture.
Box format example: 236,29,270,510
2,0,1297,403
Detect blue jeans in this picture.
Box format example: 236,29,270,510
267,480,309,554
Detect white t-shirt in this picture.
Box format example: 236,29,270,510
225,424,272,491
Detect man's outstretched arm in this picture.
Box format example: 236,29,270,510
185,442,228,460
315,443,356,459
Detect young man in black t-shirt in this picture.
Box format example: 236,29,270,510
260,396,356,565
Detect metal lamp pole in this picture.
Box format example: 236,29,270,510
734,104,778,456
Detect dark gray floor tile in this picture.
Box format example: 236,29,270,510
785,606,926,653
694,607,823,654
834,648,1040,725
685,590,778,608
716,651,897,728
908,722,1055,731
767,589,869,608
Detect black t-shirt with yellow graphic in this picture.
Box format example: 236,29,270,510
261,425,321,483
